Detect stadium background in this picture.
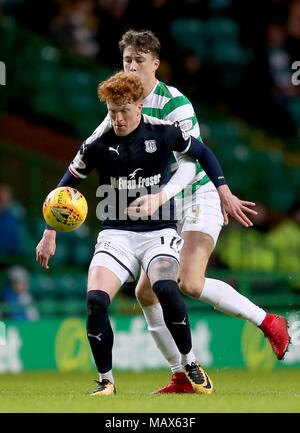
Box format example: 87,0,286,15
1,0,300,374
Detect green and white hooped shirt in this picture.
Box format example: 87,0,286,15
142,80,211,198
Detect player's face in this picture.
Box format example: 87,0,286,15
107,100,143,136
123,46,159,89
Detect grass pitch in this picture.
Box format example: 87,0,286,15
0,369,300,413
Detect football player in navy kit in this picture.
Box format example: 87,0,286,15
36,72,248,395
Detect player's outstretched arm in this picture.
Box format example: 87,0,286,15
217,184,257,227
36,229,56,269
36,135,93,268
177,137,257,227
36,167,82,269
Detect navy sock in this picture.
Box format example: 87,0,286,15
86,290,113,374
152,280,192,354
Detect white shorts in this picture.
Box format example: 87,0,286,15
175,181,224,246
89,228,183,285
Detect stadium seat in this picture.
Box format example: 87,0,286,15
214,139,252,167
209,41,252,65
49,241,70,266
54,275,84,300
170,18,207,61
76,274,88,293
214,141,257,193
0,17,21,60
205,17,239,41
36,46,61,88
14,36,54,89
170,18,205,43
31,217,47,238
250,149,284,188
39,300,61,318
68,92,99,112
268,186,295,212
205,120,240,141
32,90,65,118
70,228,94,263
208,0,232,11
288,98,300,121
18,220,36,256
71,241,93,267
61,299,85,316
30,274,56,301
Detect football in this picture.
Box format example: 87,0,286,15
42,186,88,232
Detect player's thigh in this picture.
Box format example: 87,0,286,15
87,265,122,301
177,182,224,248
177,231,214,296
148,255,180,287
140,228,182,282
177,185,223,293
88,229,139,300
135,227,183,307
135,268,159,307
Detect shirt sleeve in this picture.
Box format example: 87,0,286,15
167,123,226,188
183,136,227,188
162,153,197,200
68,139,98,180
162,90,202,142
166,122,192,153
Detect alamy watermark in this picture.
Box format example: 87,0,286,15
291,61,300,86
95,184,194,222
0,61,6,86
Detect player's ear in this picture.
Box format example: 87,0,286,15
153,58,160,73
137,102,143,115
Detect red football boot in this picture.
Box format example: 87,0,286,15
151,372,195,394
259,313,290,360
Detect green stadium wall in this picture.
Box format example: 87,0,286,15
1,312,300,374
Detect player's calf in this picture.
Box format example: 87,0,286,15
86,290,113,373
152,279,192,355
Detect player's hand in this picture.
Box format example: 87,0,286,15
36,229,57,269
217,185,257,227
125,191,167,217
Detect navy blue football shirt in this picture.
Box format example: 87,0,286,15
56,114,226,232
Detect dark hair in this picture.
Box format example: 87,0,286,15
119,29,161,58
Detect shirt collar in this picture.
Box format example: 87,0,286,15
143,79,159,104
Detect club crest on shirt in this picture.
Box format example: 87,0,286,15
145,140,157,153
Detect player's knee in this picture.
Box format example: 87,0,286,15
152,279,179,302
177,276,205,299
135,282,147,300
87,289,110,316
135,280,158,307
152,280,187,319
135,287,158,306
